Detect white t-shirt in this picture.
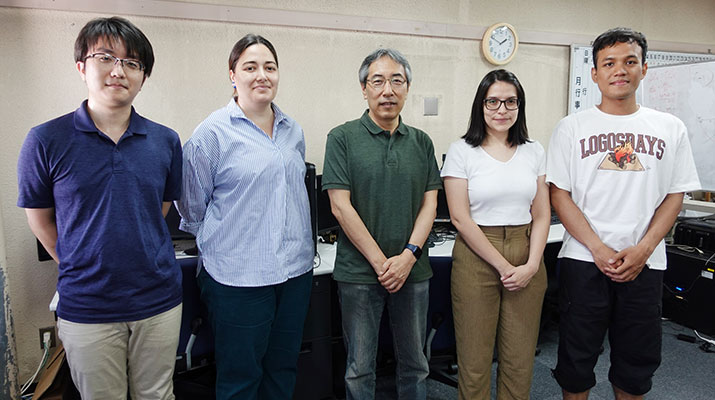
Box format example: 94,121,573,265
546,106,701,270
441,138,546,226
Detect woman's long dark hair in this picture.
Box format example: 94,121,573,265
462,69,529,147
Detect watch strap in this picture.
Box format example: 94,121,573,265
405,243,422,260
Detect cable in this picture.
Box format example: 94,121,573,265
694,330,715,346
694,330,715,353
20,332,52,395
429,224,456,248
667,243,705,255
704,252,715,268
313,251,322,269
185,335,196,370
662,246,715,297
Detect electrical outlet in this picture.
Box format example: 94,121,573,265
39,326,56,349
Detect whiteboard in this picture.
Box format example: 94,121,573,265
568,45,715,114
641,61,715,191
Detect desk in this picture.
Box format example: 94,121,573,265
50,224,564,312
316,223,565,273
50,224,565,399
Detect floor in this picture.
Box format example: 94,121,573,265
374,319,715,399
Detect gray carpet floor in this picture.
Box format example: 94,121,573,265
375,319,715,399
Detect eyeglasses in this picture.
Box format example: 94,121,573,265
484,97,520,110
83,53,145,72
366,76,407,91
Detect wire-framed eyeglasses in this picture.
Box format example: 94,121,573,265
366,76,407,91
83,53,145,72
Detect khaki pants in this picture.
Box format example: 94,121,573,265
58,303,182,400
451,225,546,400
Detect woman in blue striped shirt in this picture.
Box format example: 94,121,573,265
177,34,314,399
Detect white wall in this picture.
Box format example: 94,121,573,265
1,0,714,389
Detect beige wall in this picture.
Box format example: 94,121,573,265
1,0,714,386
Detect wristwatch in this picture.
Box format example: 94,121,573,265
405,243,423,260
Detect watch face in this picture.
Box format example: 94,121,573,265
488,25,515,63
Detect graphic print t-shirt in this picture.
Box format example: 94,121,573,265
546,106,701,270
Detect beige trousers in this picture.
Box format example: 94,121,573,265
451,225,547,400
58,303,182,400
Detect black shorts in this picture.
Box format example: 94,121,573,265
553,258,663,395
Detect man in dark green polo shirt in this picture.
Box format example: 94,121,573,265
322,48,441,400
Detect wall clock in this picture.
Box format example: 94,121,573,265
482,22,518,65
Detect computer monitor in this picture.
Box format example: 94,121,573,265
435,188,450,222
36,239,52,262
165,203,195,241
305,163,318,256
316,174,340,234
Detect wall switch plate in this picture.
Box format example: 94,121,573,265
424,97,438,116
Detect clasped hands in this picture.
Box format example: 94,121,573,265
593,242,652,282
500,262,538,292
374,250,416,294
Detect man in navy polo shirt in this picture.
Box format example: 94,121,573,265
17,17,182,399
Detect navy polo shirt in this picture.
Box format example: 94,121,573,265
17,101,183,323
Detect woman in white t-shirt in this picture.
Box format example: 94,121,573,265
441,69,550,400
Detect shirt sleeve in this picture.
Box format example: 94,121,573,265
17,128,54,208
534,140,547,177
440,141,467,180
299,128,306,160
176,139,214,236
545,118,573,192
424,136,442,191
321,128,351,190
163,132,183,202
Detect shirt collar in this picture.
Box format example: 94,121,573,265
226,98,287,126
359,109,407,136
74,99,147,137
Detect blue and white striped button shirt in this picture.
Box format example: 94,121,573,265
177,99,313,286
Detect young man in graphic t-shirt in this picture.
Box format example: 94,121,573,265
546,27,700,400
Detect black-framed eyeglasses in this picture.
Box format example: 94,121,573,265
84,53,145,72
484,97,520,110
366,76,407,90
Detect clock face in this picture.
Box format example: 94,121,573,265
482,23,518,65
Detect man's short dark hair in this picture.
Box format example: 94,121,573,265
592,27,647,69
358,48,412,87
74,17,155,77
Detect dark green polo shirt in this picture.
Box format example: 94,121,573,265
322,110,442,284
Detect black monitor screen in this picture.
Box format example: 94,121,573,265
317,174,340,234
305,162,317,256
165,203,195,241
435,188,450,222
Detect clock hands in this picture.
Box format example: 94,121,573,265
491,35,510,46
